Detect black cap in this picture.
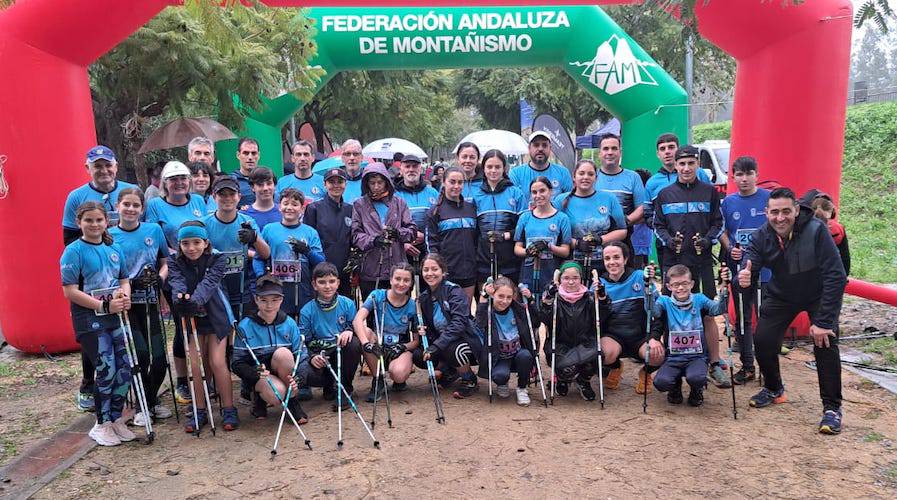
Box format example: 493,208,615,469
675,145,699,161
256,275,284,297
402,154,422,164
211,176,240,194
324,168,348,181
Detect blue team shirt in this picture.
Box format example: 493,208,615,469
144,194,207,249
514,210,572,266
276,173,326,203
597,168,647,217
362,289,418,346
554,190,626,261
201,213,260,305
62,180,138,229
373,201,389,225
234,315,307,362
721,188,771,282
299,295,357,349
343,177,363,204
109,223,167,304
493,308,522,359
645,168,711,203
241,205,281,230
653,293,726,360
508,163,573,201
60,239,128,333
432,301,449,332
256,222,324,315
396,186,439,231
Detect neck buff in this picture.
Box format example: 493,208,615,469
559,283,588,303
672,295,693,310
316,294,338,311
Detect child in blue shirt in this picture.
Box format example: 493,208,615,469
652,264,729,407
60,201,133,446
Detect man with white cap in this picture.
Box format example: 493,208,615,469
508,131,573,202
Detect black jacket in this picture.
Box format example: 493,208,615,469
652,179,723,267
166,251,233,339
425,196,479,282
474,178,523,278
538,293,608,355
744,201,847,330
419,281,483,355
304,195,353,273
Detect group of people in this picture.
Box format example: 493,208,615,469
59,130,850,448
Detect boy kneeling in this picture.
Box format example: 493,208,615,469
652,265,729,407
232,275,308,423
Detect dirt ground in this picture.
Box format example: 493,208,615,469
2,297,897,499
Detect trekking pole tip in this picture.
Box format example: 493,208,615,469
373,441,381,449
305,440,313,450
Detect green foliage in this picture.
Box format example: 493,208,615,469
692,120,731,142
855,0,896,33
864,431,885,442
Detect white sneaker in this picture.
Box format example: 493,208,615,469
89,422,121,447
496,384,510,398
152,405,172,419
516,388,531,406
111,417,136,442
133,411,152,427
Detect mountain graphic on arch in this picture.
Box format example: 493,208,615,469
570,34,659,96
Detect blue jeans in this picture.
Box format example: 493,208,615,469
653,357,707,392
491,349,534,388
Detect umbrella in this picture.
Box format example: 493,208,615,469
455,129,529,156
362,138,428,160
138,117,236,154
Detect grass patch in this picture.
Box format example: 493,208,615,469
1,439,16,462
0,362,15,378
694,101,897,283
859,337,897,368
864,431,885,442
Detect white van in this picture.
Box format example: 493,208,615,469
695,140,730,190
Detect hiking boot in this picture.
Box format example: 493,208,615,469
555,380,569,397
365,378,386,403
733,367,756,385
391,381,408,393
89,421,121,447
516,387,531,406
636,368,653,395
496,384,511,398
577,379,596,401
184,408,208,433
287,398,308,424
77,391,95,412
687,387,704,407
175,383,192,405
605,365,623,390
111,417,136,442
780,345,791,356
298,386,314,402
667,381,684,405
749,387,787,408
709,363,732,388
818,408,842,435
251,392,268,419
221,406,240,431
453,377,478,399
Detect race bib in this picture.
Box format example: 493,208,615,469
89,286,118,316
130,288,158,305
272,259,301,282
669,329,703,355
222,251,245,275
499,337,522,359
735,228,757,247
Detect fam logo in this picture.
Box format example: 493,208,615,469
569,34,658,96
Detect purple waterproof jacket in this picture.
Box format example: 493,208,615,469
351,163,417,282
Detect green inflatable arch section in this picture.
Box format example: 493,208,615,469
217,5,687,173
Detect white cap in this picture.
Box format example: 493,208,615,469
161,161,191,180
528,130,552,143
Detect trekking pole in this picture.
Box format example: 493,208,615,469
370,295,393,429
337,344,344,449
184,307,216,435
591,270,606,410
485,276,495,403
231,329,312,454
414,273,446,424
755,281,763,386
118,310,155,443
490,239,498,281
179,314,201,437
519,284,548,407
549,269,560,404
151,282,179,422
324,358,380,448
718,271,738,420
532,252,542,310
642,264,655,414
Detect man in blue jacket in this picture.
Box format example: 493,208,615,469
304,168,355,297
739,187,847,434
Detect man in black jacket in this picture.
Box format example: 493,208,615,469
739,187,847,434
304,168,354,297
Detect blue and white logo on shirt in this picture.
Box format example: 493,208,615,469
193,209,202,217
733,212,741,220
144,237,154,247
429,197,437,204
344,217,352,227
598,206,608,214
551,180,560,188
110,253,119,263
549,223,557,231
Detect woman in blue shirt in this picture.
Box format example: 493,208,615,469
514,176,572,303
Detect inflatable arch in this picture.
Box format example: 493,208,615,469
0,0,886,354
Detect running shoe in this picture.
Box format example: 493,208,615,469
818,409,842,435
605,365,623,390
391,382,408,393
577,379,596,401
709,363,733,388
184,408,208,433
365,378,386,403
516,388,531,406
175,383,192,405
221,406,240,431
749,387,787,408
733,367,756,385
89,422,121,447
111,417,136,442
452,377,478,399
667,381,684,405
495,384,511,398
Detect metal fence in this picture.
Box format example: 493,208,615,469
848,83,897,105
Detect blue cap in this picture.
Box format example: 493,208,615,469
86,146,116,163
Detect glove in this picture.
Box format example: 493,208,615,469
576,235,599,252
545,283,559,298
287,237,309,255
237,221,257,246
526,240,549,257
593,281,606,298
384,343,407,360
134,266,159,289
363,342,382,357
383,227,400,242
174,297,200,317
694,236,712,254
671,232,684,254
374,235,391,248
486,231,503,244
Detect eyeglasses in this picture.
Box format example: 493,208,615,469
668,280,692,289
